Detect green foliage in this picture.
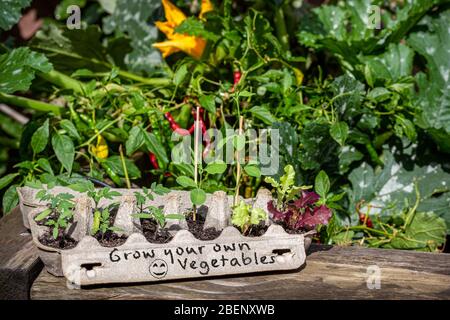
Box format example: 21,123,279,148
0,48,53,94
264,165,307,210
408,10,450,152
34,189,75,239
0,0,31,31
231,200,267,235
347,150,450,232
132,184,181,229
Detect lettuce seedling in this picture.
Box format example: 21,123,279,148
266,166,332,231
231,200,267,235
264,165,310,210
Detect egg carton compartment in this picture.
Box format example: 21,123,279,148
18,187,314,287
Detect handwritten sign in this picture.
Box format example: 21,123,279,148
61,230,306,286
109,242,279,278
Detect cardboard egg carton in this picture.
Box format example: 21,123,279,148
18,187,313,288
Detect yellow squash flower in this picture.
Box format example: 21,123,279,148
91,135,109,159
153,0,214,59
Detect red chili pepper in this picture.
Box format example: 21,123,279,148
359,213,373,228
230,70,242,93
164,112,190,136
234,70,241,85
149,153,159,170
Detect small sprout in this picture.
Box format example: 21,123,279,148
264,165,310,210
231,200,267,235
132,184,181,230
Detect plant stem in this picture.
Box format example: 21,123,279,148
119,144,131,189
117,69,171,86
38,70,86,93
234,116,244,206
274,4,289,51
0,92,62,114
193,106,201,222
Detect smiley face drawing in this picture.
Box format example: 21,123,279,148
149,259,168,279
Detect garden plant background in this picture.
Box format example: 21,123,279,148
0,0,449,252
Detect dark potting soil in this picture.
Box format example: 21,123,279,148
94,232,128,247
39,233,77,250
185,206,222,241
273,221,305,235
245,221,269,237
141,218,173,243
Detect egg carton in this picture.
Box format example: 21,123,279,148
18,186,314,288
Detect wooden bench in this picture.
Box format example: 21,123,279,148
0,207,43,300
1,208,450,299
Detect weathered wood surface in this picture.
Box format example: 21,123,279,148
31,244,450,300
0,208,43,300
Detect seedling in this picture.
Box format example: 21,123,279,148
264,165,310,211
34,188,75,239
231,200,267,236
266,166,333,231
132,184,184,234
69,181,121,236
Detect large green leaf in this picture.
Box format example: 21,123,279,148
347,150,450,232
408,10,450,151
359,43,414,83
297,0,441,71
0,48,53,94
387,212,446,251
0,0,31,31
298,121,338,171
31,25,126,73
102,0,161,73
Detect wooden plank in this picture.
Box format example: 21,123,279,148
0,207,43,300
31,244,450,300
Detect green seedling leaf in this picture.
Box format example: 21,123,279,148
190,188,206,206
176,176,197,189
164,214,185,220
204,162,227,175
34,208,52,221
244,165,261,178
